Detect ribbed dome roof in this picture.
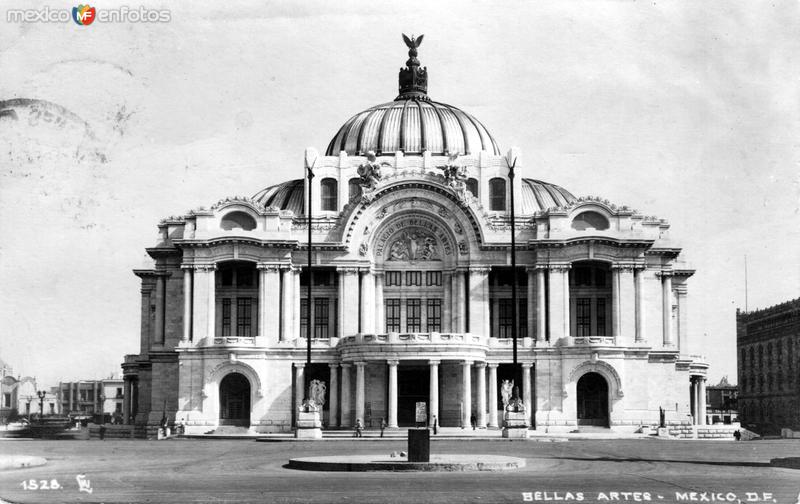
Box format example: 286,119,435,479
325,99,500,157
252,178,575,217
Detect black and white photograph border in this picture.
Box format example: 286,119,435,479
1,1,799,503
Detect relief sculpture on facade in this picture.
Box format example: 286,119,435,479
388,230,439,261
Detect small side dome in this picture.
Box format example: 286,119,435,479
221,211,257,231
520,179,576,214
252,179,304,216
571,211,610,231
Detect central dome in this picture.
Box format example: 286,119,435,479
325,34,500,157
325,99,501,157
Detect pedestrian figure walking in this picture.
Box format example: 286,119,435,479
733,429,741,441
470,414,476,430
354,418,363,438
98,423,106,441
432,415,438,435
380,418,386,437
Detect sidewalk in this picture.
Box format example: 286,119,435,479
183,426,654,441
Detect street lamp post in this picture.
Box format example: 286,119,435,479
304,160,315,398
37,391,46,422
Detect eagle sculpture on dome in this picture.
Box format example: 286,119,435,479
402,33,423,49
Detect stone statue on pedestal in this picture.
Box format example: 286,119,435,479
500,380,514,410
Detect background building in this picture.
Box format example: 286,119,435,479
705,376,738,425
123,39,707,435
737,297,800,435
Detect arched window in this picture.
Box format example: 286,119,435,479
348,178,362,202
466,178,479,198
320,178,338,211
489,178,506,211
220,211,257,231
571,211,610,231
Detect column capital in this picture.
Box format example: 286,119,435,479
257,263,282,272
341,362,353,369
387,360,399,366
468,266,492,274
462,360,473,366
655,270,674,278
280,264,300,273
294,362,305,369
180,264,195,271
611,263,637,273
328,362,339,369
487,362,500,369
548,263,572,271
193,264,217,272
533,263,550,270
354,361,367,367
474,361,487,369
521,362,533,369
525,266,538,273
428,359,441,366
336,266,361,274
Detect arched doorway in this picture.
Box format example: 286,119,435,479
576,372,609,427
219,373,251,426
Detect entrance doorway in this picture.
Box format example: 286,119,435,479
576,372,609,427
397,365,429,427
219,373,251,426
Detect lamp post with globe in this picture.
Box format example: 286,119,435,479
37,390,46,422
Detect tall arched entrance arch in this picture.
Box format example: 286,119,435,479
219,372,251,427
576,372,609,427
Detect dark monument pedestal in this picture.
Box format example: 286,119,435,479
408,428,430,462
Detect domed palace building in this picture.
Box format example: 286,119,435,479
122,37,708,435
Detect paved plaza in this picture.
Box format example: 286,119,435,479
0,438,798,503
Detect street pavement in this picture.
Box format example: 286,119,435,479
0,438,797,503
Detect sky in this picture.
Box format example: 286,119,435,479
1,0,798,387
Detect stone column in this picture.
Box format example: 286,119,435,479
328,364,339,428
388,360,398,428
522,363,533,427
294,363,305,415
374,272,385,333
192,265,215,342
181,266,193,343
468,267,490,336
360,270,375,334
455,270,466,333
698,377,707,426
634,267,645,343
536,267,547,342
340,363,352,427
526,268,536,340
294,268,301,340
462,360,472,428
338,268,360,337
690,377,698,424
488,363,499,428
619,266,636,345
548,265,570,340
154,273,166,344
611,266,621,338
355,362,366,426
675,284,688,354
206,267,216,340
122,378,132,424
280,265,295,341
258,264,281,344
429,360,439,426
661,272,673,346
442,271,452,332
476,362,487,428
